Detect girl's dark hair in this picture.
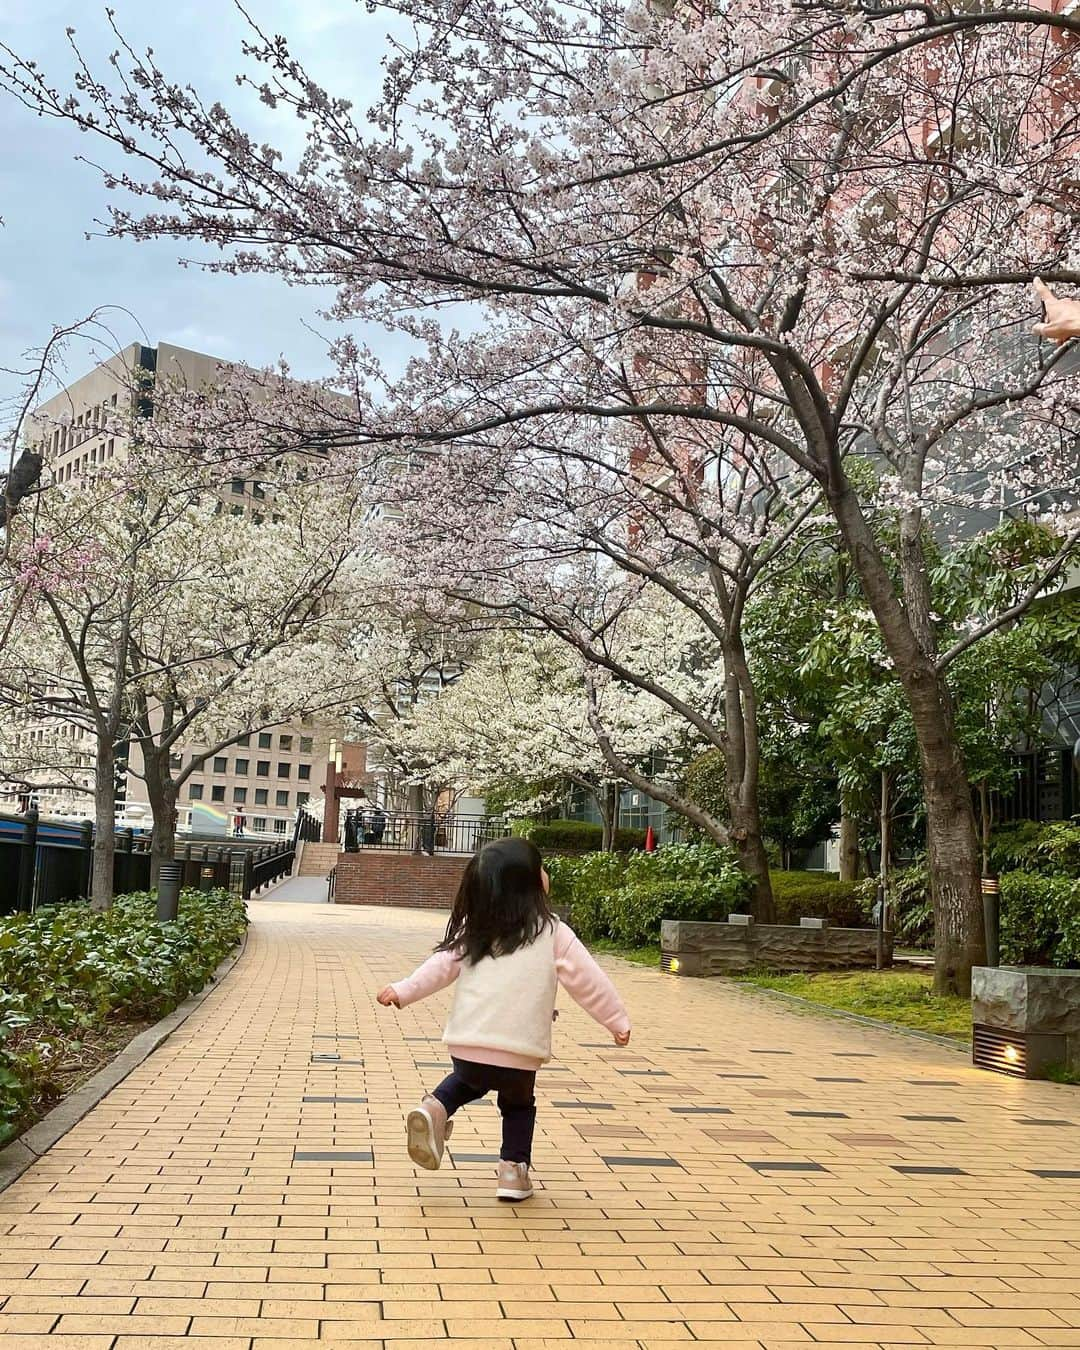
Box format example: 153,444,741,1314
437,836,553,964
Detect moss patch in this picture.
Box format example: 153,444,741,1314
734,969,971,1040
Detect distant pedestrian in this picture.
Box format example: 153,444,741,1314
369,805,387,846
377,836,630,1201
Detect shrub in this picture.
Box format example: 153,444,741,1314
621,841,742,886
768,870,872,928
603,845,750,945
511,817,647,854
999,871,1080,967
886,863,933,949
0,888,247,1145
990,819,1080,877
544,851,627,941
604,876,742,947
546,842,749,946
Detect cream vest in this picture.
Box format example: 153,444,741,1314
443,922,558,1062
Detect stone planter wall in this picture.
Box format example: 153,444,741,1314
972,966,1080,1072
661,915,890,976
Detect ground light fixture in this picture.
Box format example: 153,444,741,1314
971,966,1080,1080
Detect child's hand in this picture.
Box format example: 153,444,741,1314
613,1028,631,1046
377,986,401,1007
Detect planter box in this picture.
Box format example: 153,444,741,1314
661,915,889,976
972,966,1080,1075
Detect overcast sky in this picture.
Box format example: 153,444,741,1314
0,0,400,412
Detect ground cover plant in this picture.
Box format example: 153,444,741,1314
0,888,247,1144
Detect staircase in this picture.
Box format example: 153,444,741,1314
296,841,342,877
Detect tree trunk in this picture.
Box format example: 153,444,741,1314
977,781,992,875
917,703,982,996
722,639,775,922
598,781,618,852
90,739,116,910
827,477,983,995
838,798,860,881
143,743,179,889
879,770,892,891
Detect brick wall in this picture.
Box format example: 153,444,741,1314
333,850,467,910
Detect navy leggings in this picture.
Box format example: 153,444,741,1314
431,1056,537,1164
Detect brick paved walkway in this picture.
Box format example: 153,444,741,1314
2,901,1079,1349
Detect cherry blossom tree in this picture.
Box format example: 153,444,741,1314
1,401,377,903
393,617,713,849
5,1,1080,984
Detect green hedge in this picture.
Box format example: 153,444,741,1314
769,870,872,928
511,817,647,853
546,843,750,944
887,856,1080,964
0,888,248,1145
1000,871,1080,966
989,819,1080,877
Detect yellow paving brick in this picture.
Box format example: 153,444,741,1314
53,1313,192,1334
0,902,1075,1347
0,1339,114,1349
0,1312,59,1331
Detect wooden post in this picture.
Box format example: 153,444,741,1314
323,763,339,845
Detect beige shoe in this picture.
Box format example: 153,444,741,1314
406,1095,453,1170
496,1159,534,1202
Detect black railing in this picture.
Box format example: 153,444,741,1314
294,805,322,844
247,842,295,895
341,811,509,856
0,810,294,913
327,866,337,902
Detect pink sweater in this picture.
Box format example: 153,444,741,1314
390,921,631,1070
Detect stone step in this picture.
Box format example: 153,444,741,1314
296,841,342,876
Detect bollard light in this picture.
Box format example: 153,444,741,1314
157,861,182,923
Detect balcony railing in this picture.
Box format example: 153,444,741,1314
341,811,509,856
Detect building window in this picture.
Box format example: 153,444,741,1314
236,735,250,747
235,758,249,775
300,736,313,753
297,792,310,807
277,762,291,778
258,732,272,749
213,756,227,774
257,760,270,777
211,785,226,802
274,819,288,835
279,734,293,751
189,783,204,800
252,817,267,832
233,787,247,804
255,788,268,806
231,478,245,494
276,790,290,808
169,752,183,770
298,763,311,781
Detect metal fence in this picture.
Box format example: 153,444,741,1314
0,810,294,914
294,806,322,844
341,811,509,856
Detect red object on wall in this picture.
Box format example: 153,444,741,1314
644,826,657,852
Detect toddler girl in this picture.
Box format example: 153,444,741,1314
377,836,631,1201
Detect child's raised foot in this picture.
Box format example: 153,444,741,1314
406,1095,452,1170
496,1160,534,1202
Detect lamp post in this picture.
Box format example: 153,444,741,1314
981,874,1000,969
